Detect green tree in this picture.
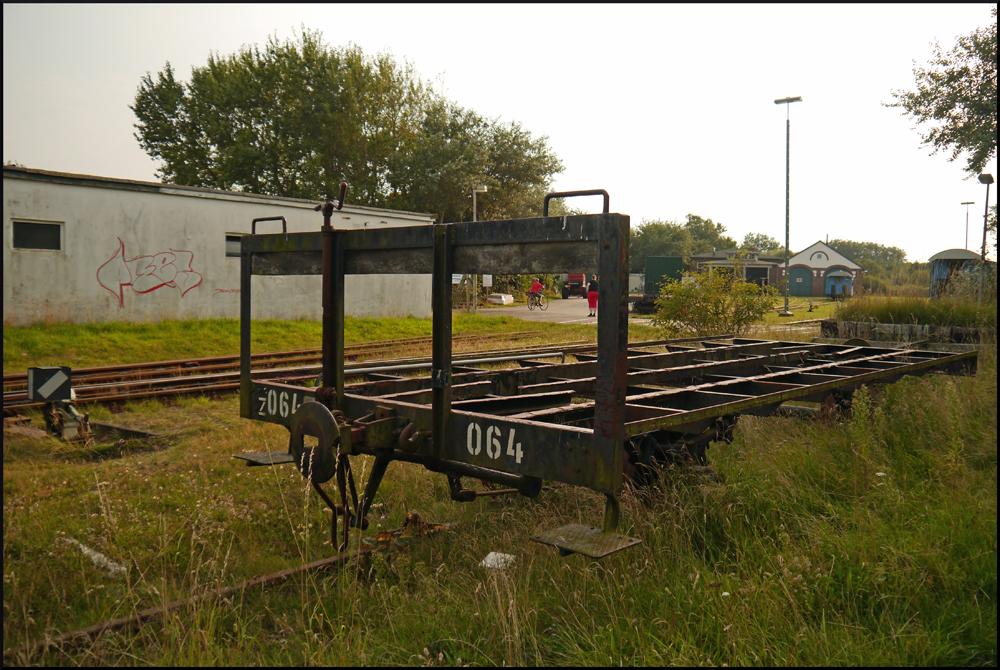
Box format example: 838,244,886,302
386,98,488,222
741,232,784,255
828,239,925,295
131,28,562,217
478,120,565,221
827,239,908,265
652,255,777,338
683,214,738,255
385,101,565,223
886,7,997,176
630,219,693,270
132,31,414,201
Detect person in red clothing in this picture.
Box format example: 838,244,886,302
529,278,544,307
587,274,598,316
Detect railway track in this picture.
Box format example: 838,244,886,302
3,330,534,390
2,331,582,411
3,334,725,412
1,512,452,664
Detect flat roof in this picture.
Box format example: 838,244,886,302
3,166,437,222
691,248,784,261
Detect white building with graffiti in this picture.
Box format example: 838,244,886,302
3,167,438,325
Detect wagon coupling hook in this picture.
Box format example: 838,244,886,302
399,423,431,453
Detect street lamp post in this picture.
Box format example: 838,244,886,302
775,96,802,317
470,185,488,313
978,174,993,305
961,201,975,249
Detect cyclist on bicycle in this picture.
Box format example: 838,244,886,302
529,278,544,306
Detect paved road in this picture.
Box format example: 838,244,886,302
476,298,823,338
478,296,601,324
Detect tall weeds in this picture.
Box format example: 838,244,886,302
3,323,995,665
837,295,997,328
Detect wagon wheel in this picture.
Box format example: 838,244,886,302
714,414,740,444
624,434,661,488
625,428,722,490
821,389,854,419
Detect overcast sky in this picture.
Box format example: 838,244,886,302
4,3,996,262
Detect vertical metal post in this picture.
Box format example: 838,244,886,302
239,236,252,417
431,224,454,459
981,182,991,306
594,213,629,508
333,232,346,406
783,114,791,314
321,204,345,407
774,96,800,316
963,202,972,249
471,189,477,314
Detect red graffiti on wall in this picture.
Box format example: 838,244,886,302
96,238,203,308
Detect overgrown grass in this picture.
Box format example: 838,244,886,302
859,261,931,296
3,318,995,665
2,315,663,375
836,296,997,329
759,297,840,324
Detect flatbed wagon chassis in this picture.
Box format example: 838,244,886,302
238,197,977,557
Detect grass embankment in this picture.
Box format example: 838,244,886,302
836,296,997,329
2,314,662,375
3,316,996,665
759,297,840,324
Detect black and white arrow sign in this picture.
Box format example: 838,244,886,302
27,367,72,402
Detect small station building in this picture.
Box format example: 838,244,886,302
786,241,862,298
689,240,862,298
689,248,785,287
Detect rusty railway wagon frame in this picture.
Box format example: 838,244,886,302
237,192,978,558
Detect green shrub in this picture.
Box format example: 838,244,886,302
652,259,777,337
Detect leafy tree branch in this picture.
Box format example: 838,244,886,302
886,7,997,176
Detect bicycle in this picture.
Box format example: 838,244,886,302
526,292,548,310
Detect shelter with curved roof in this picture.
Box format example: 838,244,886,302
929,248,983,298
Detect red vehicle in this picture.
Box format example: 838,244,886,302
560,273,588,299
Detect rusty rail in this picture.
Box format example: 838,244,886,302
2,331,543,388
1,548,368,664
4,336,728,412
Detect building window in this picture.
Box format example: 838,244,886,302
13,220,62,250
226,234,242,258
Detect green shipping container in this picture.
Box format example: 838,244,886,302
644,256,685,295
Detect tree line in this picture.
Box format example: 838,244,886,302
825,239,926,295
630,216,786,271
132,29,566,222
630,216,933,295
133,10,994,281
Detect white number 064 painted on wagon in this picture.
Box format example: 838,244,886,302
466,422,523,464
